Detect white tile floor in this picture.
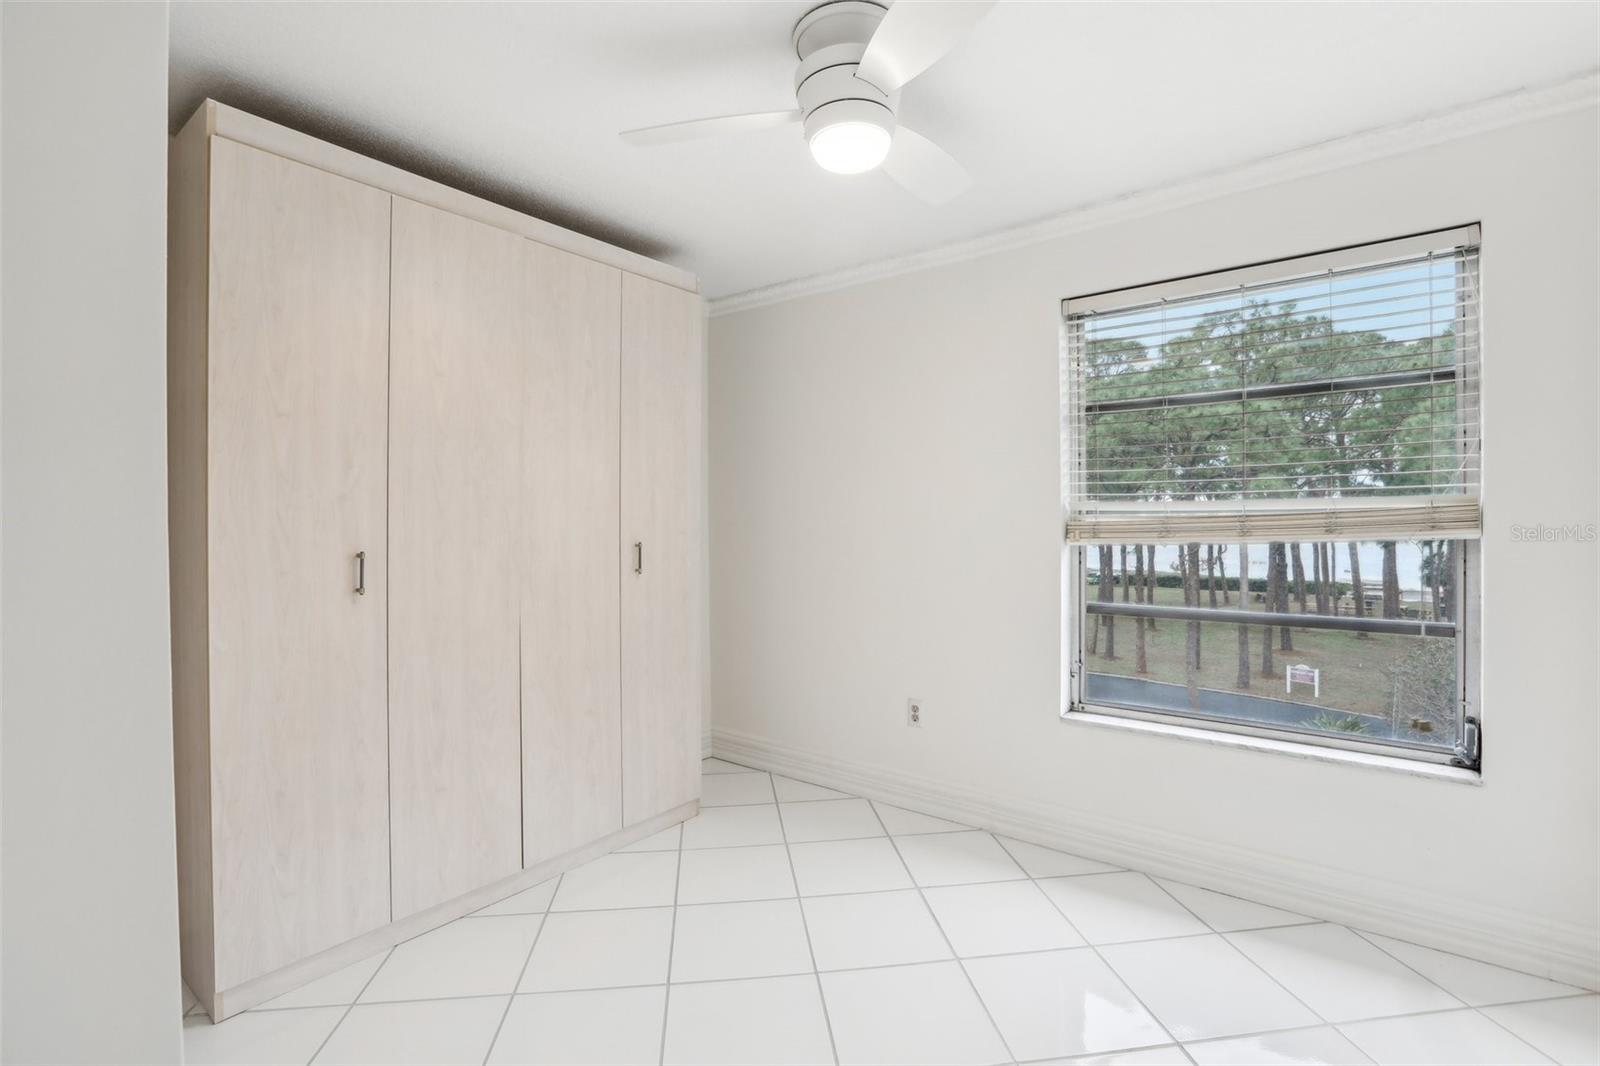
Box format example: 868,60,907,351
182,758,1600,1066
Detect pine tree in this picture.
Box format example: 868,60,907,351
1261,542,1279,678
1291,543,1308,613
1133,544,1148,674
1347,541,1368,638
1381,541,1401,619
1275,543,1294,651
1099,544,1116,659
1235,542,1251,689
1184,542,1202,706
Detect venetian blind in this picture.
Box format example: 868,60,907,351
1062,226,1481,544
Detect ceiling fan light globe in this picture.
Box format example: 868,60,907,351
809,120,893,174
803,98,895,176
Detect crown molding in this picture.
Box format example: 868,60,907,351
708,70,1599,318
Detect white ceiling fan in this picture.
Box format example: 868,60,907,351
619,0,996,204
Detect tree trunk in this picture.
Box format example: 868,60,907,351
1099,544,1116,659
1235,542,1251,689
1322,543,1336,615
1324,544,1337,611
1086,548,1100,654
1184,542,1201,706
1184,543,1202,669
1321,543,1331,610
1326,542,1337,613
1443,540,1458,622
1348,541,1369,639
1309,541,1322,614
1133,544,1148,674
1291,542,1308,613
1261,543,1278,678
1217,545,1231,604
1275,543,1294,651
1322,543,1333,614
1381,541,1401,619
1427,541,1443,623
1145,544,1158,629
1206,544,1219,608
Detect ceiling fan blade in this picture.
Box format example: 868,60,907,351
619,110,801,147
882,125,972,205
855,1,996,95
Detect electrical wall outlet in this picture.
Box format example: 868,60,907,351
907,698,923,727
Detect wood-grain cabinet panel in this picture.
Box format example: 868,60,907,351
205,137,393,990
521,243,625,866
388,197,526,919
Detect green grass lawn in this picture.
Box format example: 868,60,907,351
1084,583,1446,723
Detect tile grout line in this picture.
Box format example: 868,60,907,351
864,799,1023,1065
246,923,1600,1021
707,756,1593,1017
1224,993,1600,1046
774,770,842,1066
191,761,1593,1064
799,785,1590,1059
1332,1000,1563,1065
1180,1018,1370,1064
480,871,564,1066
242,967,1600,1020
707,791,901,808
1348,924,1586,989
494,871,1118,904
1006,837,1192,1065
656,813,687,1066
304,944,395,1065
1452,1009,1565,1064
1142,873,1338,1048
698,758,763,774
1092,877,1590,1063
1168,994,1598,1063
252,973,1600,1005
1346,928,1560,1065
1223,915,1447,1033
1208,1012,1520,1064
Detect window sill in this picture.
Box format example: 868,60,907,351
1062,706,1483,786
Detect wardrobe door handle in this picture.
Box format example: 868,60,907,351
355,551,366,596
633,541,643,575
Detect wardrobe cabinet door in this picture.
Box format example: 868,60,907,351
388,198,525,918
206,138,393,989
620,273,705,825
522,244,624,867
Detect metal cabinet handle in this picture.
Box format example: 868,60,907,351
355,551,366,596
633,541,643,575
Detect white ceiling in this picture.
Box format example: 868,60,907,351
170,2,1599,299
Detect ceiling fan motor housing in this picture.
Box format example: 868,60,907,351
793,1,899,145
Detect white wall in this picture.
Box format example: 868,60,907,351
2,3,181,1061
709,107,1599,987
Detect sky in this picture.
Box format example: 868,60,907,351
1130,541,1430,591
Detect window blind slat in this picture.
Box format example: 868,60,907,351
1063,496,1482,544
1064,225,1480,315
1062,229,1481,546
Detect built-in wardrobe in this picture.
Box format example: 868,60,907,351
168,101,704,1020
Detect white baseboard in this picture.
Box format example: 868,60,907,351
712,725,1599,991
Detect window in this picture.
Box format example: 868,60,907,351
1061,227,1481,768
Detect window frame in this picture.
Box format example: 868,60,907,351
1064,541,1480,768
1059,231,1484,771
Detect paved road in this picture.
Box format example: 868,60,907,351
1084,673,1404,739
